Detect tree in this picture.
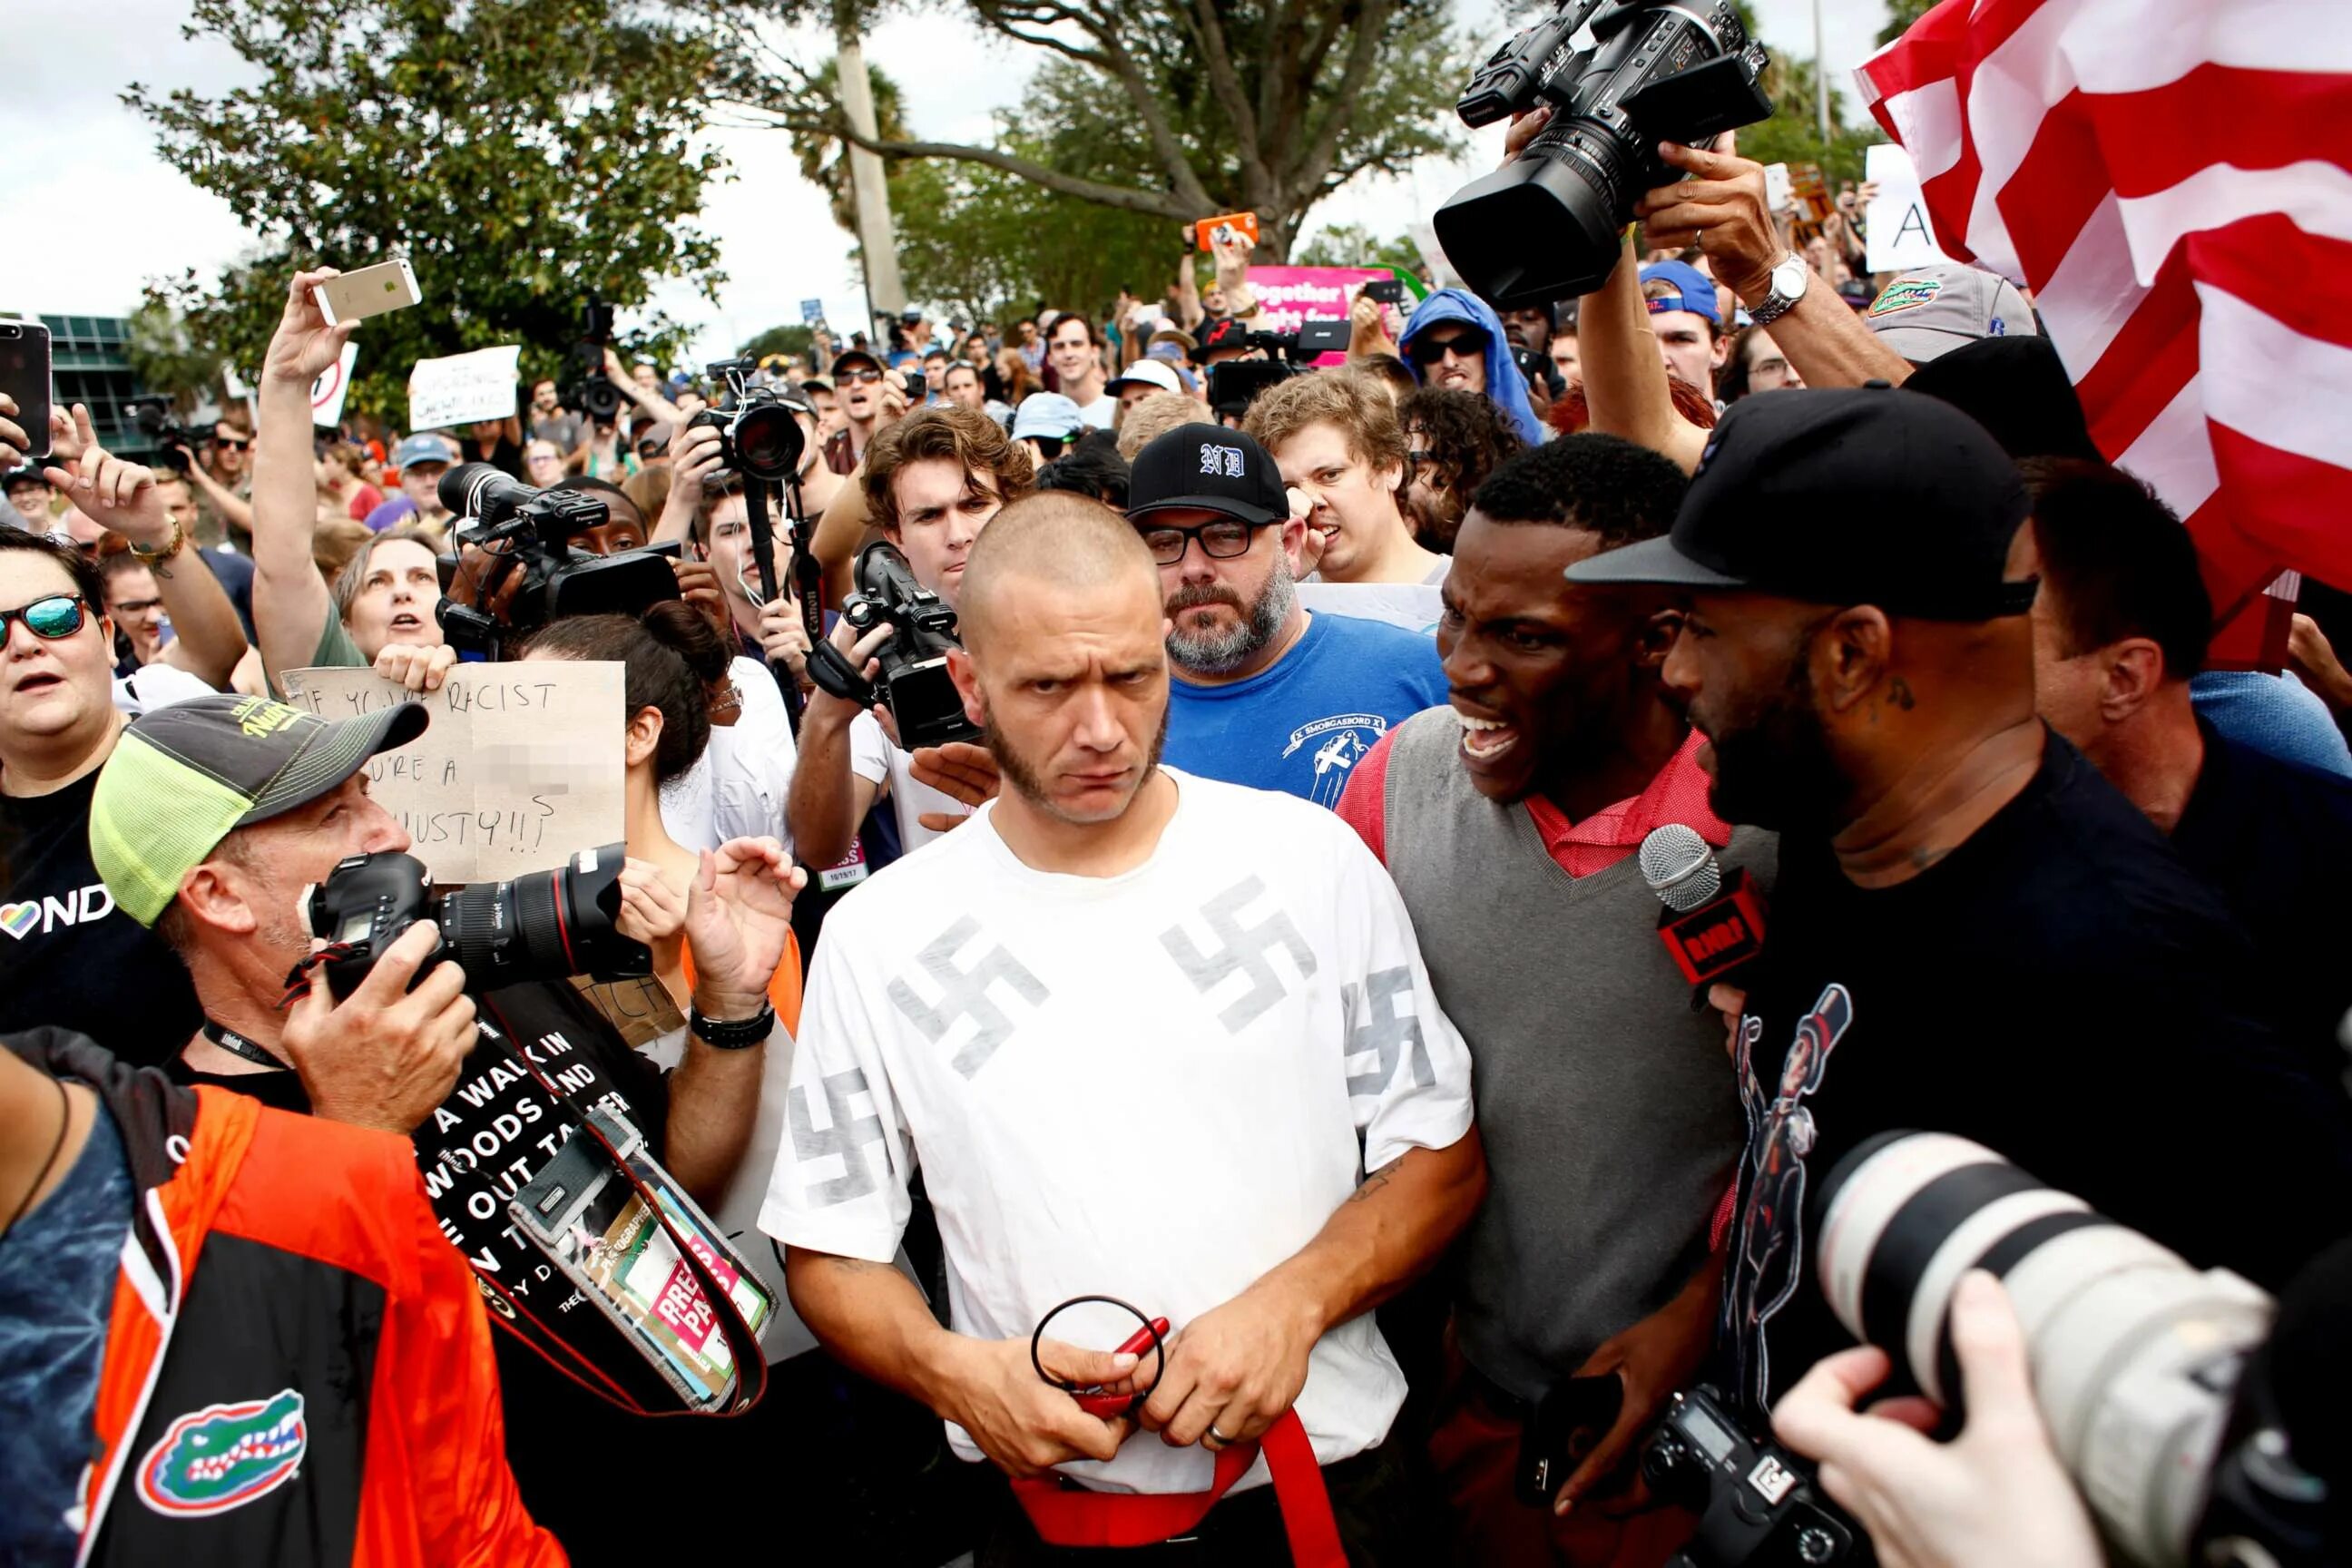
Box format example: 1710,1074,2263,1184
127,0,729,423
1878,0,1938,47
122,300,226,415
1293,222,1424,277
698,0,1474,260
740,322,817,361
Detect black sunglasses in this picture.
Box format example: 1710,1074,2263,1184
1406,331,1486,368
0,593,92,642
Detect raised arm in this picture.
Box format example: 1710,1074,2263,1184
1580,236,1710,472
1634,137,1916,391
252,270,357,683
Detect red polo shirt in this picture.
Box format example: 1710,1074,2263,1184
1336,726,1730,874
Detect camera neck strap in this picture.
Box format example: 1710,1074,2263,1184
466,991,769,1419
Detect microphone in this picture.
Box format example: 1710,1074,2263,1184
437,462,541,524
1639,824,1768,987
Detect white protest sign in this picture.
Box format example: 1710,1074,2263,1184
1865,142,1952,274
278,661,625,883
310,342,359,426
407,344,522,433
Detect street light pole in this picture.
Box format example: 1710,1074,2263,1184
1813,0,1832,142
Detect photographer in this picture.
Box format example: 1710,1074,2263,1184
178,416,257,544
89,691,799,1549
787,407,1034,867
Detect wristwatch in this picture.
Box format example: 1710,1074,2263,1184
1745,253,1810,328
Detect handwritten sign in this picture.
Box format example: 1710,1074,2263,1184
310,343,359,427
1866,142,1953,275
278,661,625,883
407,344,523,433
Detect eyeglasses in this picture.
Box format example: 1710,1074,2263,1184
0,593,92,642
1407,332,1485,367
1137,519,1259,564
838,368,884,386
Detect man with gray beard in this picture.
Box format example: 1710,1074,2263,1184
1128,424,1446,807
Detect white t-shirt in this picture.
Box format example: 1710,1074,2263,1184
1295,558,1450,637
760,769,1475,1494
112,663,214,716
660,657,799,852
1073,392,1116,430
848,708,971,856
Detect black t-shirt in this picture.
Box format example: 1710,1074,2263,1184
0,772,202,1063
2173,722,2352,1085
170,979,686,1542
1720,732,2352,1420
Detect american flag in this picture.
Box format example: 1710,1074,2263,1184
1857,0,2352,614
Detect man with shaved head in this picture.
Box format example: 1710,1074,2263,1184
763,491,1485,1562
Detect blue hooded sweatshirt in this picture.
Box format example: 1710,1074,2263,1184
1397,288,1545,446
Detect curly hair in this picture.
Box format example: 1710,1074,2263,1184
1397,388,1526,508
861,407,1036,534
1242,369,1408,475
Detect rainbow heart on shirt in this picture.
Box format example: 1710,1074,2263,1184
0,902,39,940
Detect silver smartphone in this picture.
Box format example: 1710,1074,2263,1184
313,258,422,326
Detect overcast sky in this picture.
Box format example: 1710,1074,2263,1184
2,0,1896,365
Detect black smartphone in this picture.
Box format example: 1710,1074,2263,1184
1514,1374,1624,1507
1364,278,1406,306
902,370,928,400
0,320,54,463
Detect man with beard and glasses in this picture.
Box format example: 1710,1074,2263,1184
1126,425,1446,808
1338,435,1772,1564
1567,387,2352,1426
763,491,1484,1564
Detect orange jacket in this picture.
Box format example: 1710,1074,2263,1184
7,1030,565,1568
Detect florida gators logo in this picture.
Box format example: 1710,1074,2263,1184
135,1389,307,1517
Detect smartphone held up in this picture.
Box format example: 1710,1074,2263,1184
313,258,424,326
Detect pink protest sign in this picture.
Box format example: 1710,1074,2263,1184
1245,266,1390,366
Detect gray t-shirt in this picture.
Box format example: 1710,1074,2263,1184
533,410,586,452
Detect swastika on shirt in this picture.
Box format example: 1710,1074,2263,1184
886,916,1050,1078
1160,876,1318,1033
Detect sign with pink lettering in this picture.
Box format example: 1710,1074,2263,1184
1245,266,1393,366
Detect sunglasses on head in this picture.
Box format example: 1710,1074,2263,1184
1406,330,1485,368
1,593,93,642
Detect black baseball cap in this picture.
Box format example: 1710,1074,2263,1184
1127,424,1288,527
1566,387,2035,621
830,348,883,377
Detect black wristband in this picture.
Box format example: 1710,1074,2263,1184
689,1003,776,1051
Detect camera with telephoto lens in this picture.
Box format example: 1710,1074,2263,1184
433,464,679,654
129,397,198,474
569,298,622,426
1206,318,1352,416
1642,1385,1858,1566
1435,0,1773,306
303,846,651,1001
685,357,807,484
1804,1131,2335,1567
832,539,980,749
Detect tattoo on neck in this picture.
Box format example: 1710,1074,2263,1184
1886,676,1916,711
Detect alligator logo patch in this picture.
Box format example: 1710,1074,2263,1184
135,1389,307,1517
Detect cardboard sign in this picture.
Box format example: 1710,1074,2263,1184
407,344,523,433
277,661,625,883
1866,142,1953,274
1244,266,1391,367
309,343,359,427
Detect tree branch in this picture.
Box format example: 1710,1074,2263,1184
1188,0,1271,202
972,1,1212,212
1289,0,1396,201
799,110,1195,219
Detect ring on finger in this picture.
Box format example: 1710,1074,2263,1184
1207,1422,1239,1446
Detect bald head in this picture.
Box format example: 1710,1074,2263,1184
956,491,1161,652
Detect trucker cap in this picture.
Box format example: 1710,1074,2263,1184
1865,265,2039,363
1564,387,2035,621
1127,424,1288,527
91,693,431,926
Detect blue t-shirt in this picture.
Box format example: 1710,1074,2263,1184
1164,610,1447,808
0,1098,132,1563
2190,670,2352,779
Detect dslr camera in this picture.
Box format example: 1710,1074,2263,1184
305,845,651,1000
129,397,201,475
1435,0,1773,305
686,357,808,484
806,540,981,750
1643,1387,1857,1567
568,298,622,426
434,464,679,655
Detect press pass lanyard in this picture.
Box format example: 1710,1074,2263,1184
200,1019,287,1071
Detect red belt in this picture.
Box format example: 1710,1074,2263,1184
1009,1407,1346,1564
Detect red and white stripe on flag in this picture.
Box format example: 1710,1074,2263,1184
1857,0,2352,611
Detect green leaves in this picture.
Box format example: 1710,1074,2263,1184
126,0,728,423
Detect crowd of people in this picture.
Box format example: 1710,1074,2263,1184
4,118,2350,1568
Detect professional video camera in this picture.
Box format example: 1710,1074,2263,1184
803,540,981,750
433,463,679,655
129,397,201,474
568,298,622,426
686,357,808,484
1434,0,1773,306
1645,1131,2343,1567
1206,317,1352,417
304,844,651,1001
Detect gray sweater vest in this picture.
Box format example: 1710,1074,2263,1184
1381,708,1776,1400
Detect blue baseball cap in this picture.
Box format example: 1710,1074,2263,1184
1640,260,1720,328
392,433,455,473
1010,393,1084,443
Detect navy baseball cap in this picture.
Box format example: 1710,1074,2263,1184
1566,387,2035,621
1640,260,1721,327
1128,425,1288,527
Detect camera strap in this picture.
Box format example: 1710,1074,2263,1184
464,993,769,1419
789,514,882,708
